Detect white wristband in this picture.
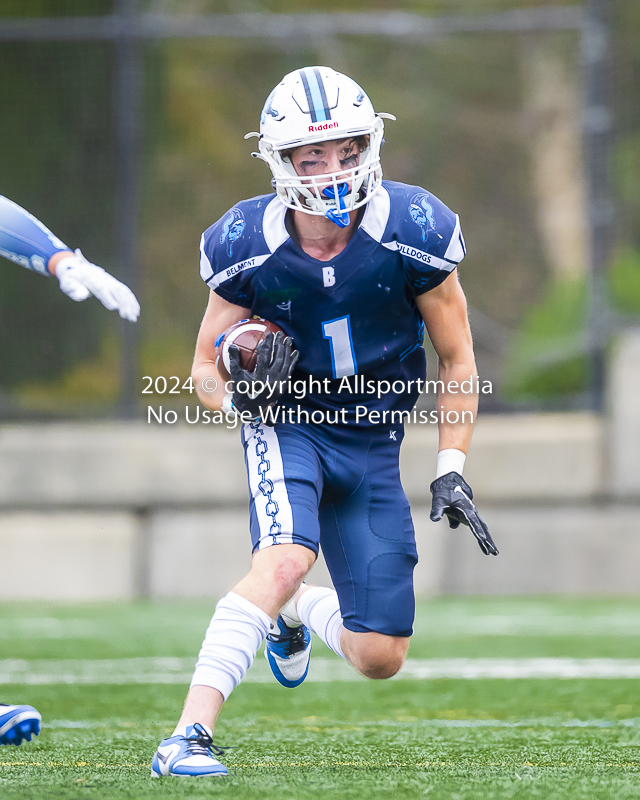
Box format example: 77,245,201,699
436,448,466,478
222,392,236,416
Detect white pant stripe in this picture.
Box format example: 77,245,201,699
243,422,294,548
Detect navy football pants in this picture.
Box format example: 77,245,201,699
241,419,418,637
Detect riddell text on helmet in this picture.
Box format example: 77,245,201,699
308,121,339,132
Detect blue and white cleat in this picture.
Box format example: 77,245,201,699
151,723,229,778
265,616,312,688
0,703,41,746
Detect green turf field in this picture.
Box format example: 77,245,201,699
0,598,638,799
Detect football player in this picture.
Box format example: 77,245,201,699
0,197,139,746
0,195,140,321
152,66,497,778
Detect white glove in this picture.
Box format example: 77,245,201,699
55,249,140,322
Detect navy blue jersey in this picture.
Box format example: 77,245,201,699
200,181,465,421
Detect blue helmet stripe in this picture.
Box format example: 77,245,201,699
312,68,331,120
299,70,317,122
300,68,330,123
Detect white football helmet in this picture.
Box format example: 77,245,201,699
246,67,395,227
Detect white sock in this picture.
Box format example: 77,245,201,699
280,584,305,627
190,592,272,700
297,586,346,660
173,722,212,739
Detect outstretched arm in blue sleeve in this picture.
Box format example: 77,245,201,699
0,196,140,322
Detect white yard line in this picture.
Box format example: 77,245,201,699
1,612,639,639
2,657,640,685
44,717,640,730
396,658,640,680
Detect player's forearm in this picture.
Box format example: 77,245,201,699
0,196,69,274
436,355,478,454
192,362,229,412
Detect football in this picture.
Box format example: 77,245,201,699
214,318,286,382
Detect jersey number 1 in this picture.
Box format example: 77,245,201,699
322,316,357,378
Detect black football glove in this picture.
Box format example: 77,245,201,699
429,472,499,556
228,331,299,421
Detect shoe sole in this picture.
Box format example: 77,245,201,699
265,641,312,688
0,714,41,746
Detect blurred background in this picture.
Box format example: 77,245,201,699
0,0,638,600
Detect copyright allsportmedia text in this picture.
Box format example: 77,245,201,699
143,373,491,428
